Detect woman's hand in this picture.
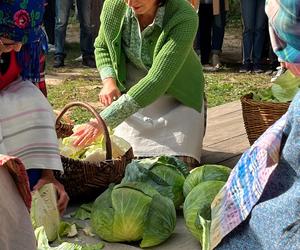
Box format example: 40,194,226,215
72,119,103,147
99,78,121,106
33,170,69,215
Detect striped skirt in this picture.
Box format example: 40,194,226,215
0,78,63,172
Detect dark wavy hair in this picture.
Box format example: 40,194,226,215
158,0,167,6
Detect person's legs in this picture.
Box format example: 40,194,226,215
240,0,256,69
44,0,56,45
196,4,213,65
211,3,227,68
54,0,72,67
77,0,96,67
252,0,268,71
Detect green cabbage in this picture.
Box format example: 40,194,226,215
121,156,189,208
183,164,231,197
183,181,225,248
271,70,300,102
91,182,176,247
253,70,300,102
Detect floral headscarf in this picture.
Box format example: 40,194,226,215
265,0,300,76
0,0,47,83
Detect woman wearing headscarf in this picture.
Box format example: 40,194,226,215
207,0,300,249
0,1,69,247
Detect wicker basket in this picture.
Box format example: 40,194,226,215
55,102,134,201
241,93,289,145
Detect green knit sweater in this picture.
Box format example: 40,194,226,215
94,0,204,112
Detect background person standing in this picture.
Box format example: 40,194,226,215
54,0,96,68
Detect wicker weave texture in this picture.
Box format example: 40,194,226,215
241,94,289,145
55,102,134,201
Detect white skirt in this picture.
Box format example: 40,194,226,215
0,78,63,172
0,166,36,250
114,62,205,162
114,96,205,162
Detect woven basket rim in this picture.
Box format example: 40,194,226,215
60,147,133,166
241,93,290,107
240,93,290,145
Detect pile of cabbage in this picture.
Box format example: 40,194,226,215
30,158,232,249
90,156,189,247
59,126,131,162
183,164,231,249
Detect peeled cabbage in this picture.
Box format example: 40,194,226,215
31,183,60,242
59,133,131,162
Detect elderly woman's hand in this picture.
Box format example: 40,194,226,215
72,119,103,147
33,170,69,215
99,78,121,107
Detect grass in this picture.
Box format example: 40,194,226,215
46,23,272,123
204,69,270,107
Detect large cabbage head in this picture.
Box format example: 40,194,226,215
183,181,225,249
183,164,231,197
91,182,176,248
121,156,189,208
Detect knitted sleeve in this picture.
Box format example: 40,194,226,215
100,66,116,80
127,13,198,108
94,18,113,72
100,94,140,128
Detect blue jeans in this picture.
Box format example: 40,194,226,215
55,0,94,57
212,10,227,55
240,0,267,65
195,2,227,64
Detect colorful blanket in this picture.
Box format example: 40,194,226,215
210,114,287,249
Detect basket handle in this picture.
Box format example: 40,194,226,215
55,101,112,160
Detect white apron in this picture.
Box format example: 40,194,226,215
114,63,205,162
0,78,63,172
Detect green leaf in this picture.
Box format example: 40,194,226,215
81,242,104,250
195,214,211,250
154,155,190,177
91,186,115,242
121,156,188,208
141,194,176,248
35,226,83,250
253,88,275,102
271,70,300,102
183,165,231,197
72,204,92,220
58,221,72,238
122,161,174,201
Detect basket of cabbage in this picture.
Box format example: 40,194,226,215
55,102,134,201
241,70,297,145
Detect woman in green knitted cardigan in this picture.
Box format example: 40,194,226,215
73,0,206,168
